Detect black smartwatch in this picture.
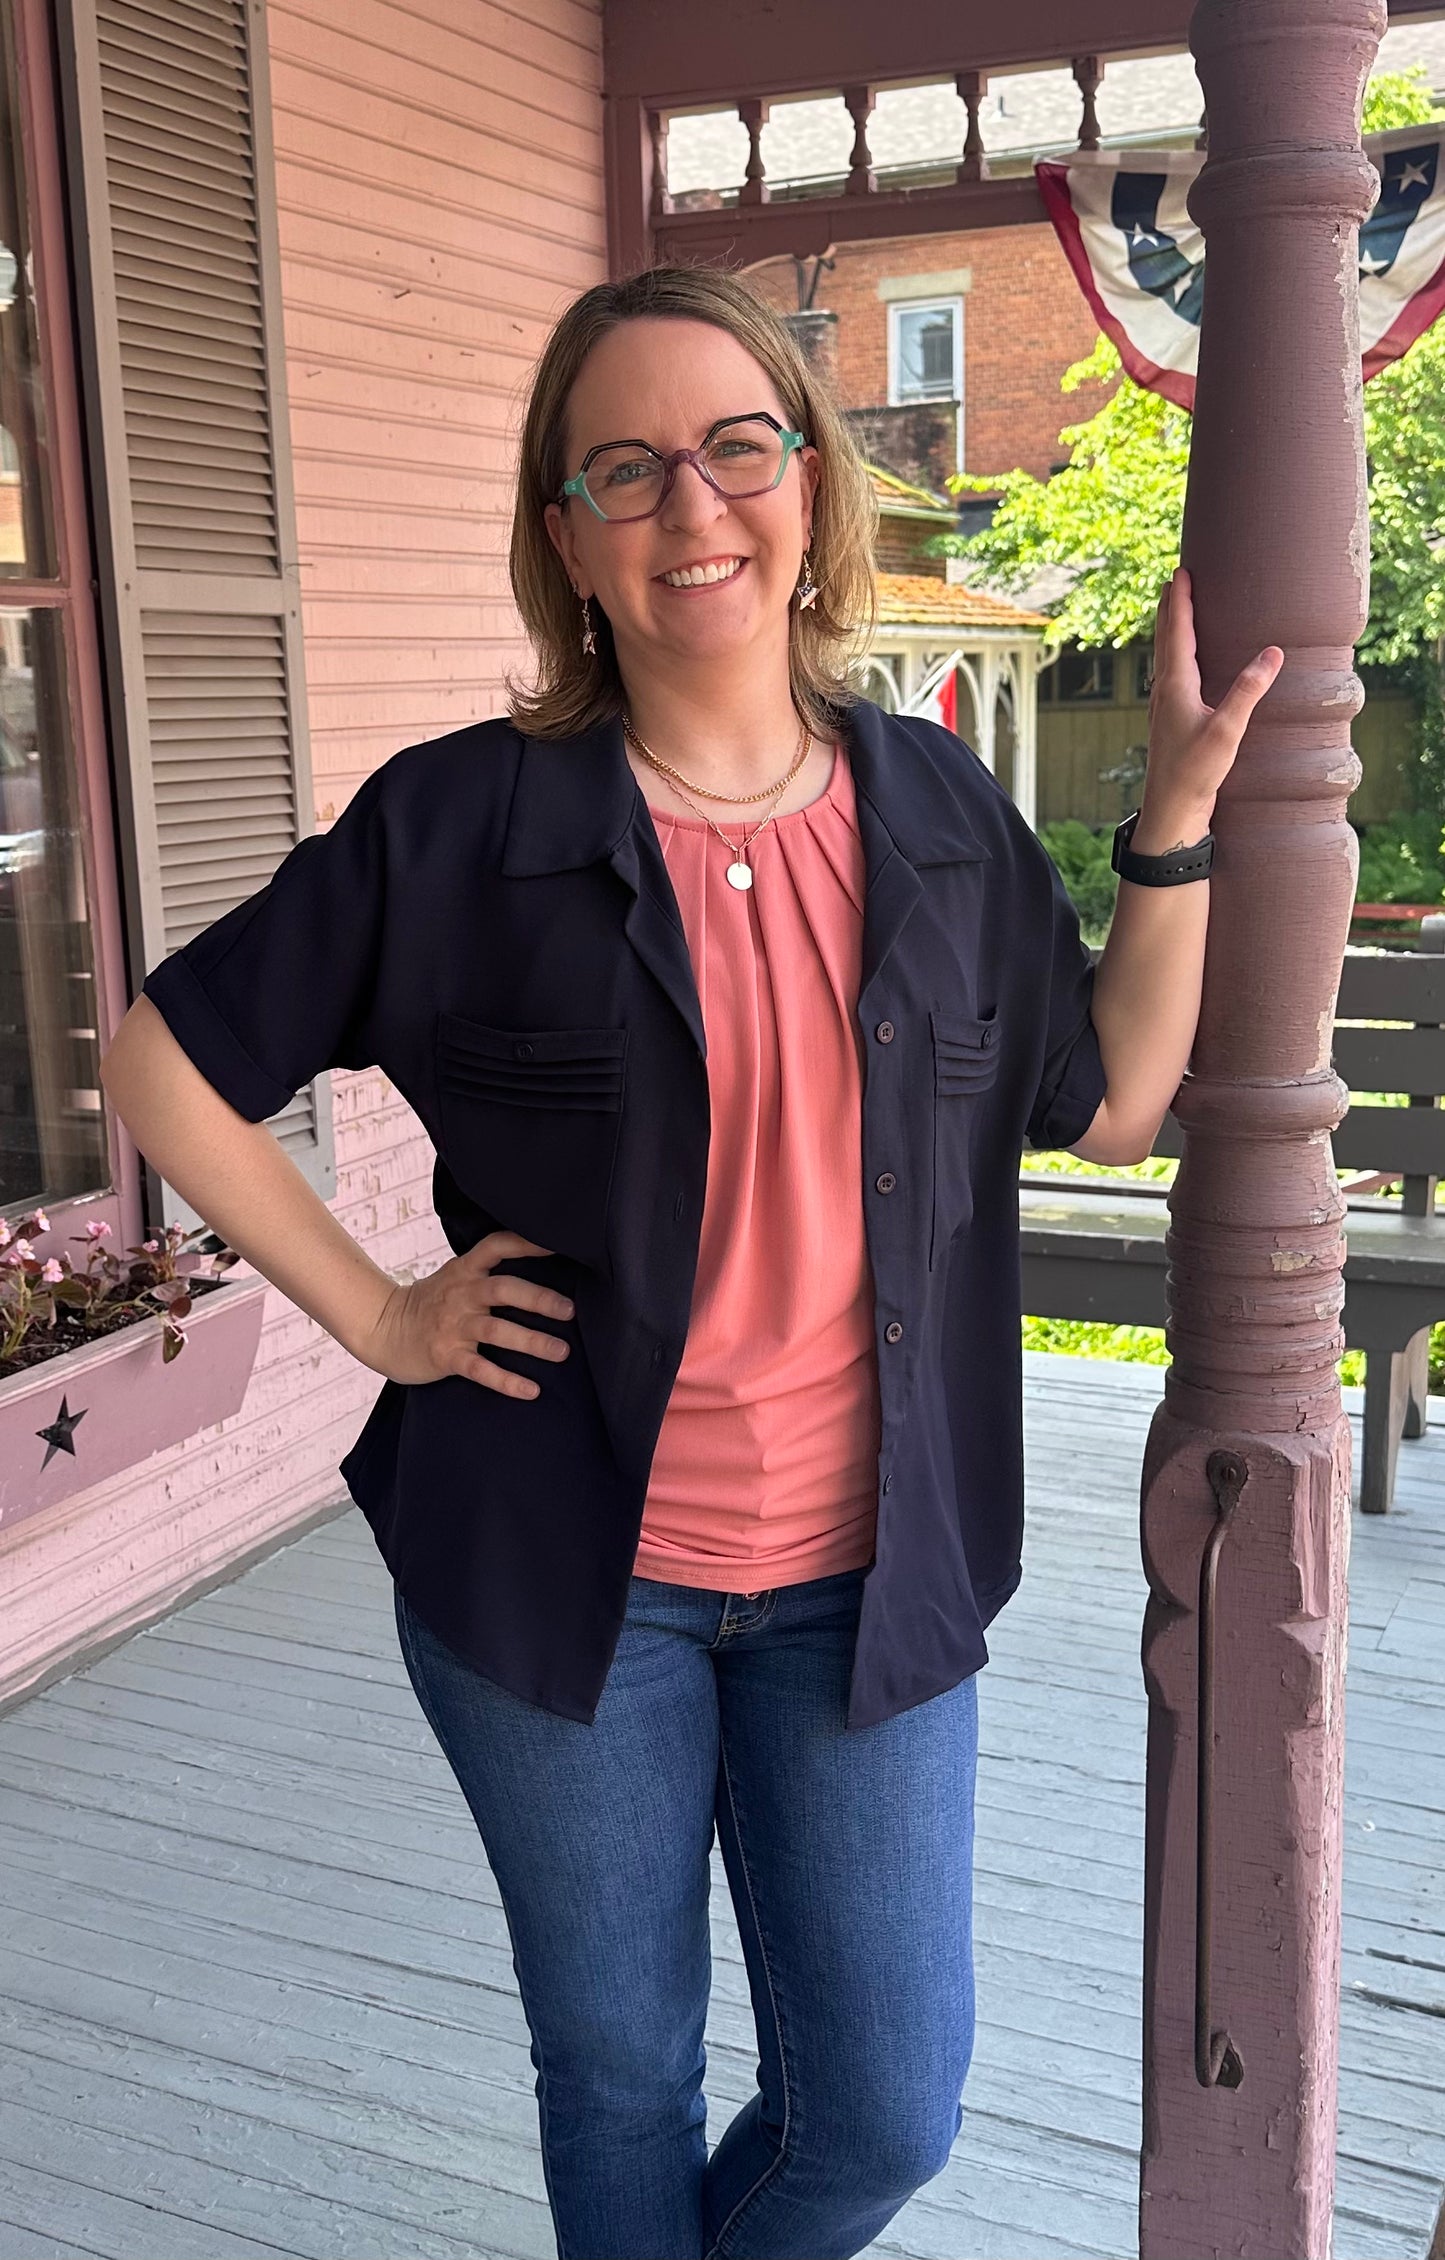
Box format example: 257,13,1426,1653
1110,807,1215,886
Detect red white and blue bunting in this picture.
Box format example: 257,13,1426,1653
1036,124,1445,409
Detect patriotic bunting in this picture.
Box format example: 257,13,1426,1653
1036,124,1445,409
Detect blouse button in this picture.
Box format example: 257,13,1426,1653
884,1321,904,1345
514,1040,535,1060
875,1020,895,1044
875,1172,897,1195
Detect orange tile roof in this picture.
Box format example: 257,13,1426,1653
874,571,1052,632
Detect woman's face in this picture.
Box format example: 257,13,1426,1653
543,316,819,683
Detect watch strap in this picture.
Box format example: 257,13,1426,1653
1111,807,1215,886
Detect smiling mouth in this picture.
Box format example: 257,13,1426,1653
658,557,747,589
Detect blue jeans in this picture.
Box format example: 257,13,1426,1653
393,1567,978,2260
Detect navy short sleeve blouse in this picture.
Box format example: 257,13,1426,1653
141,698,1108,1729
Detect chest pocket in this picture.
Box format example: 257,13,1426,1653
930,1006,1001,1267
436,1014,627,1271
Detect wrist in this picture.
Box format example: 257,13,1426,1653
341,1270,409,1371
1129,802,1215,859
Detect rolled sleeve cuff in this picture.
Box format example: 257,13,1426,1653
142,952,297,1123
1028,1016,1108,1151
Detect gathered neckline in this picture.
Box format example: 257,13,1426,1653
646,744,843,835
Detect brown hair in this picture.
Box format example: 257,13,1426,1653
506,266,878,740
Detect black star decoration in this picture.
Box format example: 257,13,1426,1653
36,1394,87,1468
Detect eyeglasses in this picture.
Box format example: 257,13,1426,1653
558,411,807,523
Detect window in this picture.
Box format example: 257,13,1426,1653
888,297,963,406
0,0,118,1222
1039,651,1116,704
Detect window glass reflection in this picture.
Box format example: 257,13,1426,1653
0,3,53,577
0,608,106,1208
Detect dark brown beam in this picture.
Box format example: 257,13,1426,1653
652,173,1046,265
603,0,1439,108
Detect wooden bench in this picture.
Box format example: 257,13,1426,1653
1020,919,1445,1514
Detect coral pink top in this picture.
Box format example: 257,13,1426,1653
632,744,882,1592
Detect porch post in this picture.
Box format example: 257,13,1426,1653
1011,648,1039,828
975,645,999,774
1138,5,1382,2258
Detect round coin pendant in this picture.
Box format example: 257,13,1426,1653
726,860,753,891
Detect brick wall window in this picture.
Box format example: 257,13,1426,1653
887,297,963,407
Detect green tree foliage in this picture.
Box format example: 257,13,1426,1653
947,337,1188,649
1353,808,1445,903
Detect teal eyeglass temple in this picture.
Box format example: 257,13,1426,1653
558,411,807,521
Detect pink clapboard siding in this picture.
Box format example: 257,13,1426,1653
0,0,606,1706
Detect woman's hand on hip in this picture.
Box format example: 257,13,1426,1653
1139,565,1284,845
363,1231,574,1398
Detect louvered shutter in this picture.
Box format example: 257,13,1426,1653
60,0,335,1211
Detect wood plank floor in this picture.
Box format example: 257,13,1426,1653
0,1353,1440,2260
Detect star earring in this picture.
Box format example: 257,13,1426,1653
795,552,818,611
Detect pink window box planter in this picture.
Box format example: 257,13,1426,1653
0,1276,269,1532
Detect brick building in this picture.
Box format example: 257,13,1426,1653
751,230,1103,494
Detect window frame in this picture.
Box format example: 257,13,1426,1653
886,295,965,409
0,0,137,1250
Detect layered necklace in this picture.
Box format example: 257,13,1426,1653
621,712,812,892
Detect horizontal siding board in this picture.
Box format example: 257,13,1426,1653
272,145,606,266
273,310,544,398
276,210,592,322
270,38,604,158
276,279,572,374
267,95,601,214
273,0,601,103
273,158,603,288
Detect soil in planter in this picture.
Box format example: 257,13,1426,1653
0,1275,228,1380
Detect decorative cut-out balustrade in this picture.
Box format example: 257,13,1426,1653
636,54,1128,264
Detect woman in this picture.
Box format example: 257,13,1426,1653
100,266,1282,2260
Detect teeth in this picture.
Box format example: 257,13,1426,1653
662,558,743,587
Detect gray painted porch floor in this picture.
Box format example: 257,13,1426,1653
0,1352,1441,2260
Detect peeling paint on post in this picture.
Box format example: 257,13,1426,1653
1138,4,1384,2257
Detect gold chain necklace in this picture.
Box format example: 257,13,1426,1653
621,713,810,803
623,714,812,893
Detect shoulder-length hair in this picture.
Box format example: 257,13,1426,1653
506,265,878,741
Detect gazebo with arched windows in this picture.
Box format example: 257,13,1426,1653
861,568,1052,824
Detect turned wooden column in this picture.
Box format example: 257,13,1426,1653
1139,5,1383,2257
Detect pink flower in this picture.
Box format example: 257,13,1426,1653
84,1219,112,1240
1,1249,20,1268
0,1219,10,1249
12,1238,33,1261
142,1239,159,1253
29,1208,50,1233
41,1257,63,1283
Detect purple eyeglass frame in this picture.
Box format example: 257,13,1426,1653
557,411,807,521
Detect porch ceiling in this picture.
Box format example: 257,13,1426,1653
603,0,1444,109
